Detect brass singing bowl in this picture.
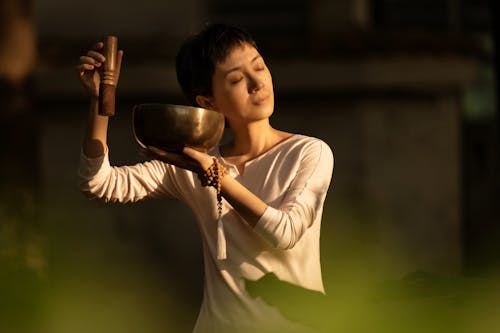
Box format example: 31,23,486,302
132,104,225,153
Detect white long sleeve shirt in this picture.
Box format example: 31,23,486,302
78,134,334,333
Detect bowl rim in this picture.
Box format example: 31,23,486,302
132,103,221,115
131,103,225,151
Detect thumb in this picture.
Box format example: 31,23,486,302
183,146,213,170
182,146,203,160
115,49,124,85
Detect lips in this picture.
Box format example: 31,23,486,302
253,94,270,105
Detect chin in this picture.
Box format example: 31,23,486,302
227,100,275,123
250,103,274,121
255,95,275,116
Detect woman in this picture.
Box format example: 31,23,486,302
77,24,334,333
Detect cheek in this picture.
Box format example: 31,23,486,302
223,85,245,104
213,85,243,111
265,69,273,86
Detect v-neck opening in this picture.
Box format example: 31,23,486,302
215,134,299,176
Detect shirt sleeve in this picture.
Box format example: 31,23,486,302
78,148,183,203
253,139,334,250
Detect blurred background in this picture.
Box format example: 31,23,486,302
1,0,499,332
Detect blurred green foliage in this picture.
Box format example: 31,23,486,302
1,198,499,333
462,64,497,121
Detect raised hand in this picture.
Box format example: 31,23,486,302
76,41,123,98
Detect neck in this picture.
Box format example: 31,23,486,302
225,118,278,158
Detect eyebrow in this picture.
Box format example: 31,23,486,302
224,54,262,76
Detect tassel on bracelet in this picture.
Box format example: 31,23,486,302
199,157,228,260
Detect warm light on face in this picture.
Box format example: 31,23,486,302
206,43,275,124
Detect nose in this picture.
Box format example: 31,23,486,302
248,75,264,93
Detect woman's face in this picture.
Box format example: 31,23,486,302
202,43,274,124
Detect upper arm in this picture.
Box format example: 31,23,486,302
78,150,184,203
254,139,334,249
282,140,334,219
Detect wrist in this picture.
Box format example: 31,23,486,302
199,158,228,188
201,156,215,171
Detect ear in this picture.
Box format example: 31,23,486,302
195,95,216,110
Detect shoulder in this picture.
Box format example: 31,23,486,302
289,135,334,178
287,134,334,159
282,134,334,189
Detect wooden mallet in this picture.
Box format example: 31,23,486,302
98,35,118,116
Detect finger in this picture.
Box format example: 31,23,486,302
87,50,106,62
147,146,167,156
76,63,95,72
182,146,204,160
76,63,95,78
147,147,182,163
115,50,124,84
139,147,152,158
147,147,200,171
79,55,101,67
116,50,123,71
164,152,190,164
116,50,123,68
183,147,214,171
92,41,104,50
143,146,165,161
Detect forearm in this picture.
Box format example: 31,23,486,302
179,147,268,227
219,175,267,228
218,174,310,250
217,140,333,249
83,97,109,158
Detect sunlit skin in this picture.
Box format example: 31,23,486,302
78,41,293,227
202,43,274,124
194,43,291,173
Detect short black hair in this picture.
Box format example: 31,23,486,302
175,23,258,106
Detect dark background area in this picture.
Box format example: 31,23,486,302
1,0,499,332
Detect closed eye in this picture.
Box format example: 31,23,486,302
254,60,266,71
230,76,244,85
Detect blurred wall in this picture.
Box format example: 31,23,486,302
35,0,205,38
2,0,497,332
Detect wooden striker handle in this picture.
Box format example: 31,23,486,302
98,35,118,116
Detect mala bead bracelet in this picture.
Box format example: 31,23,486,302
199,157,228,190
199,157,228,260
